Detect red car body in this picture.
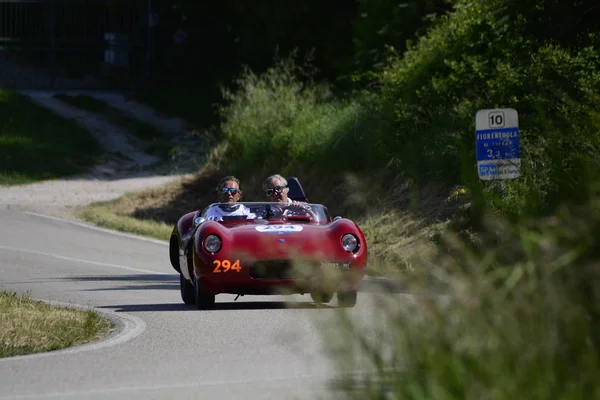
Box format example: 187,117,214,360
169,201,367,309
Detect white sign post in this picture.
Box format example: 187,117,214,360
475,108,520,181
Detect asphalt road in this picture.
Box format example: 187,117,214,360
0,209,400,400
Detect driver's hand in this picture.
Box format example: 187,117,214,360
291,201,309,208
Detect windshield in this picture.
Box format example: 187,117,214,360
200,201,331,224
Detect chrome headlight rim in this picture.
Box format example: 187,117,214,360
341,233,359,253
194,216,206,226
203,234,222,254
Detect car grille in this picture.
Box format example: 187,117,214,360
249,260,317,279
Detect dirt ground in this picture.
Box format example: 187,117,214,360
0,90,199,217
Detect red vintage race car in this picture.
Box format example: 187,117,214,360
169,179,368,309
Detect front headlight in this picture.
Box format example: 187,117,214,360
341,234,358,252
203,234,222,253
194,217,206,226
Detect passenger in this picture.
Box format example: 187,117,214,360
205,176,255,221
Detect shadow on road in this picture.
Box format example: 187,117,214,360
62,273,179,282
61,273,409,294
60,273,179,291
99,300,336,312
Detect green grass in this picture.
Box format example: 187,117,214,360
0,89,103,185
53,93,173,160
0,291,114,358
79,199,173,242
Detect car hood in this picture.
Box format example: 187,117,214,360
222,222,347,260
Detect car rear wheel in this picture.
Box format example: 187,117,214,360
194,277,216,310
310,292,333,304
337,291,357,308
180,274,195,305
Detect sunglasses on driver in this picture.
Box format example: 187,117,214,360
265,186,287,196
219,187,239,195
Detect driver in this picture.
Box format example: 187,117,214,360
262,174,292,205
205,176,256,221
262,174,315,219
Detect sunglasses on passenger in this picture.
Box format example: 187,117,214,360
219,187,239,195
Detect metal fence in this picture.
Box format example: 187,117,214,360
0,0,151,88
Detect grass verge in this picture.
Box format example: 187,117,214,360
79,198,173,242
53,93,173,160
0,291,114,358
77,173,195,242
0,89,103,185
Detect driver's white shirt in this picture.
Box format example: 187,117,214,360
205,204,255,221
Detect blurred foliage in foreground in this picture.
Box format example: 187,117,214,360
324,174,600,398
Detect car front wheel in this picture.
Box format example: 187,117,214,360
311,292,334,304
194,277,216,310
180,274,195,305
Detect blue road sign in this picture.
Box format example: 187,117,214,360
475,127,520,162
475,109,520,180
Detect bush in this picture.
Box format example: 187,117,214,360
217,54,360,176
370,0,600,218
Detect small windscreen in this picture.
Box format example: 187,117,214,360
201,202,331,223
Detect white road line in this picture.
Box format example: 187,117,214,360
0,245,171,276
0,300,146,364
0,373,331,399
23,211,169,246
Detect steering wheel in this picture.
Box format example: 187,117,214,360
285,202,318,221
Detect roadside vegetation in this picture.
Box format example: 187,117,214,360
0,291,114,358
77,0,600,397
0,89,102,185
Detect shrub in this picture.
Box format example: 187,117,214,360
370,0,600,218
217,54,359,176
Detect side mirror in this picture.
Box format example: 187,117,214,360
333,216,343,221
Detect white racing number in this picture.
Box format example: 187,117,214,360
255,225,304,233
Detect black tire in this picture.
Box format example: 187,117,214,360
337,291,357,308
169,236,182,273
180,274,195,305
310,292,334,304
194,277,216,310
